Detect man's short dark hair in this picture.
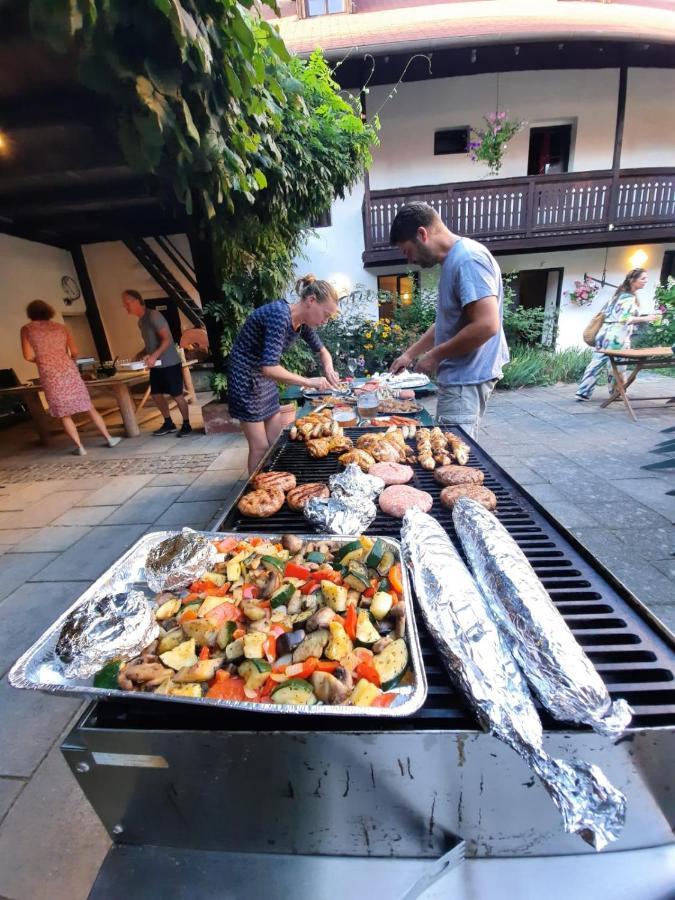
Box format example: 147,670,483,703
123,289,144,304
389,202,443,245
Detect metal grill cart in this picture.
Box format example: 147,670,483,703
63,428,675,898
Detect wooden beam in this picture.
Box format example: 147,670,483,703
612,66,628,174
70,245,112,362
187,209,224,371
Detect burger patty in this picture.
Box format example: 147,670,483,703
439,484,497,511
286,483,330,511
237,487,285,518
251,471,296,493
433,465,484,487
379,484,433,518
369,462,414,485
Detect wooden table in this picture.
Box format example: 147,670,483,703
599,347,675,420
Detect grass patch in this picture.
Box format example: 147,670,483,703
498,345,593,391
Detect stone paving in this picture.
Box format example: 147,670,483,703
0,381,672,899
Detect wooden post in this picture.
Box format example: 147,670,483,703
609,65,628,225
70,245,111,361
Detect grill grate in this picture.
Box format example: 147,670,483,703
212,426,675,731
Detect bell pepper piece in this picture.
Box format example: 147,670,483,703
388,563,403,595
355,662,381,687
178,607,198,624
189,581,230,597
265,626,286,663
249,537,263,547
308,568,342,584
206,671,246,701
284,562,311,580
233,627,246,640
371,692,396,708
215,537,238,554
300,581,321,595
242,584,259,600
344,604,357,641
315,660,340,673
199,646,210,661
204,601,243,626
285,657,319,680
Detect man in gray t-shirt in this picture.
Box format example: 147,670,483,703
389,202,509,437
122,290,192,437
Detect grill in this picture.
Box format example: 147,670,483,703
213,426,675,732
63,426,675,864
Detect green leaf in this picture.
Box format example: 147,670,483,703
182,100,201,144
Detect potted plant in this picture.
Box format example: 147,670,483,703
468,111,525,176
201,372,241,435
565,276,600,308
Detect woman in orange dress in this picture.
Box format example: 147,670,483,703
20,300,122,455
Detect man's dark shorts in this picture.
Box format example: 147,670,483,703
150,363,183,397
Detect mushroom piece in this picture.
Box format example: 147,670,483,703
305,606,336,632
373,636,393,655
310,670,351,704
282,534,303,555
259,569,282,599
333,666,353,690
389,602,407,639
287,593,303,615
119,662,171,689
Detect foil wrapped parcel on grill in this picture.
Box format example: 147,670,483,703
55,591,159,680
329,464,385,501
401,508,626,850
145,529,217,593
304,493,377,536
453,498,632,738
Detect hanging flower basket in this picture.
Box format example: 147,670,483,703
468,111,525,176
565,276,600,308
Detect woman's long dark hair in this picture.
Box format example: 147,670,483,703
612,268,646,304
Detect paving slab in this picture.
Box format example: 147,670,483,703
103,485,185,525
79,474,154,507
652,558,675,581
609,526,675,562
32,523,148,582
177,470,245,503
0,676,80,778
0,552,60,602
0,581,87,678
0,529,38,547
154,499,225,529
0,745,111,900
11,526,90,553
606,477,675,521
150,472,199,486
532,500,599,528
52,506,119,527
0,777,22,825
0,491,92,529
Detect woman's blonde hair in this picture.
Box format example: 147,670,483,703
295,273,338,305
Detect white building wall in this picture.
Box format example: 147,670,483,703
0,234,83,383
82,236,198,362
622,69,675,169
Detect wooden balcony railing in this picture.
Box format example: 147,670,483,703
363,168,675,260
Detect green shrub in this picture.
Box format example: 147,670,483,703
633,276,675,349
498,345,592,390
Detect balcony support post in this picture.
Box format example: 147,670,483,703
609,65,628,226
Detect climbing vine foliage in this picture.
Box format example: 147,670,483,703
30,0,378,358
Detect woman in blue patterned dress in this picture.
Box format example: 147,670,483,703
576,268,660,401
228,275,341,472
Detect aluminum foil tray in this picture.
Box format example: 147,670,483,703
9,531,427,718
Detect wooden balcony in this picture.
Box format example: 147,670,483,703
362,168,675,265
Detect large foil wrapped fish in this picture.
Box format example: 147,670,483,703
55,591,159,680
453,498,632,738
401,508,626,850
145,529,217,593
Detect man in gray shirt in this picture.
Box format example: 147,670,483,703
122,290,192,436
389,202,509,437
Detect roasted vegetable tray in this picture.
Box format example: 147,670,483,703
9,531,427,718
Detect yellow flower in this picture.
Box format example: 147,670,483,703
364,343,373,350
365,332,372,339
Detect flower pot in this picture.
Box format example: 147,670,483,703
279,402,297,428
201,399,241,435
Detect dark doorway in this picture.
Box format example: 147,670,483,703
145,297,182,343
377,273,418,319
510,268,563,346
660,250,675,285
527,124,572,176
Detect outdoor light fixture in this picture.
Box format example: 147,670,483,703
470,48,477,64
0,131,9,155
629,249,648,268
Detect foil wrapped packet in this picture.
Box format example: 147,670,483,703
329,464,385,501
145,529,217,593
55,591,159,680
402,508,626,850
304,493,377,536
453,498,632,738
